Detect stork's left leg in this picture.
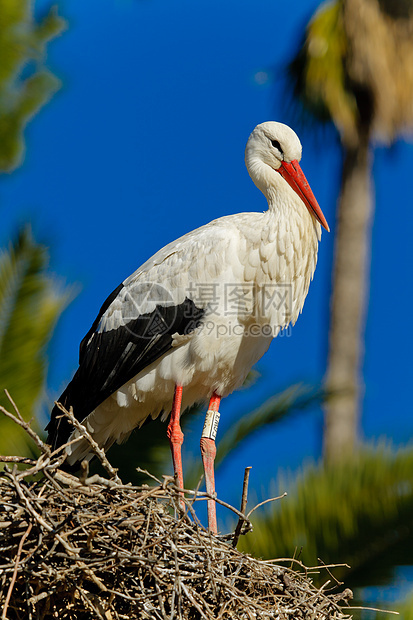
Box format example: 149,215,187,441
167,384,184,502
200,392,221,534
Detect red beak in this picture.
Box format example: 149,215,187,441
277,160,330,232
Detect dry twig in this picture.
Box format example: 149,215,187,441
232,466,252,548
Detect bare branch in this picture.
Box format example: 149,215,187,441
232,466,252,548
246,492,287,518
1,390,49,454
2,522,33,620
54,402,121,482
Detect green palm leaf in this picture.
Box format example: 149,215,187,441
0,1,65,172
240,445,413,590
395,592,413,620
0,227,72,456
288,1,357,140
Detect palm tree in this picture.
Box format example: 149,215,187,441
236,8,413,611
288,0,413,463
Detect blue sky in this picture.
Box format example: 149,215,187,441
2,0,413,508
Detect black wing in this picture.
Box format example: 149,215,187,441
46,282,204,450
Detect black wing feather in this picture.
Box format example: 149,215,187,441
46,286,204,450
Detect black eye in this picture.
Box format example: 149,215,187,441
271,139,283,153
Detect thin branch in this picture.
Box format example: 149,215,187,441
346,606,399,615
246,493,287,519
232,466,252,548
54,402,121,482
2,522,33,620
1,390,49,454
0,455,37,464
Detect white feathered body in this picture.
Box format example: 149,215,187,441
68,202,320,463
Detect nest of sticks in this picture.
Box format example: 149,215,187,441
0,396,353,619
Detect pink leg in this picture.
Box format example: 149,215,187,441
200,392,221,534
167,385,184,504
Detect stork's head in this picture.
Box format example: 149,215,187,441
245,121,329,232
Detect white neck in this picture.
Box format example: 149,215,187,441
246,156,294,213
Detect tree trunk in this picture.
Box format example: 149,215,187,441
323,131,374,464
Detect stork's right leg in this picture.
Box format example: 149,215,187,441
167,384,184,498
200,393,221,534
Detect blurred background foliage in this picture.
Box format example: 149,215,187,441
1,0,413,618
0,1,68,456
241,446,413,587
0,227,70,456
0,1,65,172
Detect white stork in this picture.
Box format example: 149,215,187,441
47,121,329,533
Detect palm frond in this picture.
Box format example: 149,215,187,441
396,591,413,620
0,0,65,172
0,227,72,456
240,445,413,590
288,1,358,142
